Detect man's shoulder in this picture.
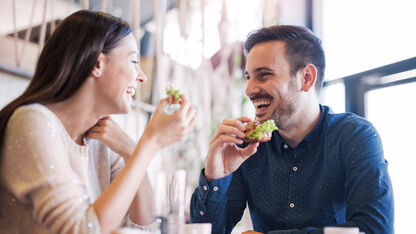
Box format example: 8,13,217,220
322,105,378,142
323,106,374,131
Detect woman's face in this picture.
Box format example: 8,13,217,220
97,33,146,114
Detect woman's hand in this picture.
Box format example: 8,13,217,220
86,116,136,159
141,94,196,149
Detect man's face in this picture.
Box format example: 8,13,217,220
244,41,301,128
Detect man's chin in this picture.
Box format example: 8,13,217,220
255,113,269,122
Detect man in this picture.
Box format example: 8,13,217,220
190,25,394,234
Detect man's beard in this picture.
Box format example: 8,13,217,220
271,78,300,129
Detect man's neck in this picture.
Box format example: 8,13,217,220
278,102,321,148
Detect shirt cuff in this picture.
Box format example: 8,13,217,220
198,169,232,202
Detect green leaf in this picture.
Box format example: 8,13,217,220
166,89,180,100
246,120,278,140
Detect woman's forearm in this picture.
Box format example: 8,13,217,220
92,136,158,234
129,173,154,225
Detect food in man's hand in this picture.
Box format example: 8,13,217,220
243,119,278,143
164,84,181,114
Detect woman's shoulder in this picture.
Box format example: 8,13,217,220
10,103,56,123
7,103,63,137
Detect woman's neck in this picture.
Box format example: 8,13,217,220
45,90,102,145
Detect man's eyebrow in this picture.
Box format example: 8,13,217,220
254,67,274,72
245,67,274,75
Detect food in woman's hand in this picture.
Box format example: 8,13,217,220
166,84,181,104
164,84,181,114
243,119,278,143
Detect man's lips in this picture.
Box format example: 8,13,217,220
252,99,272,115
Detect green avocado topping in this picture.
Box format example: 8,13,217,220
166,89,180,101
246,119,278,140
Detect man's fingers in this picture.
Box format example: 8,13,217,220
222,118,247,132
211,125,246,141
236,116,253,123
240,142,259,161
211,134,244,147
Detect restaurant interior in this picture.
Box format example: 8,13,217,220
0,0,415,233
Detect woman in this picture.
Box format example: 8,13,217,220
0,10,196,233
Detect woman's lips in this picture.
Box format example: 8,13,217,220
126,87,136,96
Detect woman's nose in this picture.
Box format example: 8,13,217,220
136,68,147,84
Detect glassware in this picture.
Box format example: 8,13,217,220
154,170,187,234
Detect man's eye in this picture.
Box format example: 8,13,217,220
261,72,272,77
132,61,139,64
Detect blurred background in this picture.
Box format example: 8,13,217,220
0,0,415,233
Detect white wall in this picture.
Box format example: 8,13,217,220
0,72,30,109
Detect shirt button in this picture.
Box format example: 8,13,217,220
213,186,219,191
292,166,298,172
203,185,208,191
283,144,288,149
289,203,295,208
200,211,204,215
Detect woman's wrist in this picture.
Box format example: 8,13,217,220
123,139,137,159
136,132,161,155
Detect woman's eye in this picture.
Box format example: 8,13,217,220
261,72,272,77
132,61,139,64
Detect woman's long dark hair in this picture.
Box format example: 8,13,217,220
0,10,132,151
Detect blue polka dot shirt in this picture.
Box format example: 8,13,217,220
190,105,394,234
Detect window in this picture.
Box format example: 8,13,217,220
319,1,416,232
366,82,416,233
319,0,416,80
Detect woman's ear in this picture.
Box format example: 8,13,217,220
301,64,318,92
91,53,105,78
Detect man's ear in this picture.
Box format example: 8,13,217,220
91,53,105,78
300,64,317,92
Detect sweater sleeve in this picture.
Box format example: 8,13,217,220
1,106,100,234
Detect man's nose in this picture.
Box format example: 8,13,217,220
245,78,260,99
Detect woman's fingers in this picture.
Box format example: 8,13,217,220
176,94,191,117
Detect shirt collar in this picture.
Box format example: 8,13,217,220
302,104,326,152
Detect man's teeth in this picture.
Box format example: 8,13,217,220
254,100,271,108
126,87,136,96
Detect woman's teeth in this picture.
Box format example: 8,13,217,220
126,87,136,96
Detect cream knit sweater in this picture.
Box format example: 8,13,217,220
0,104,125,233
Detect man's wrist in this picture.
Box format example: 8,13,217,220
204,168,223,182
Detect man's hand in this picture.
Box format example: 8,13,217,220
86,116,136,159
242,231,263,234
204,116,259,180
